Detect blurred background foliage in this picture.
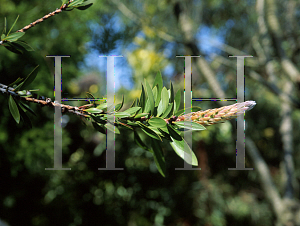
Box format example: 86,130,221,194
0,0,300,225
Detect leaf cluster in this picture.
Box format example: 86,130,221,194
86,71,206,177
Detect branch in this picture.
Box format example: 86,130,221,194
0,83,88,117
16,0,74,33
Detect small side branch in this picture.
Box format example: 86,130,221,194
16,0,74,33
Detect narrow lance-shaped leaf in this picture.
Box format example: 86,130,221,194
19,108,32,128
151,138,166,177
96,102,107,111
8,77,23,87
61,0,69,5
139,84,146,112
15,65,39,91
105,123,120,135
76,2,93,10
174,89,181,114
167,124,198,166
114,112,131,118
7,15,19,36
157,87,169,116
152,86,158,104
92,122,106,134
123,107,141,116
9,95,20,123
13,40,34,51
84,108,103,114
174,121,206,131
86,92,96,105
169,81,174,103
68,0,84,7
134,113,149,119
134,131,150,151
115,95,124,112
18,101,36,116
160,103,173,119
148,117,167,128
4,32,25,42
152,71,163,106
3,42,23,54
144,79,155,115
137,121,161,141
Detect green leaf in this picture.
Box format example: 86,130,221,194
105,123,120,134
153,71,163,87
157,87,169,116
68,0,84,7
174,89,181,114
126,121,139,127
18,101,36,116
157,127,171,141
123,107,141,116
152,86,158,104
160,103,173,119
8,77,23,87
167,124,182,141
130,98,137,108
169,136,198,166
167,125,198,165
148,117,167,128
4,32,25,42
15,65,39,91
92,122,106,134
174,121,206,131
7,15,19,36
175,106,202,116
61,0,69,4
134,113,149,118
19,108,32,128
84,108,103,113
86,92,96,104
169,82,175,103
96,102,107,111
9,95,20,123
115,95,124,112
137,121,161,141
149,126,171,140
151,139,166,177
114,112,130,118
90,115,106,124
13,40,34,51
139,84,146,112
76,2,93,10
3,42,23,54
153,72,163,107
117,122,133,130
152,71,163,91
134,131,150,151
144,79,155,115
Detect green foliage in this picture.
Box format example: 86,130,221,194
79,72,203,175
5,64,204,176
8,95,20,123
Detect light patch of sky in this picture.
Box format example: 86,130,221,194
79,16,134,91
196,25,226,58
80,16,233,91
